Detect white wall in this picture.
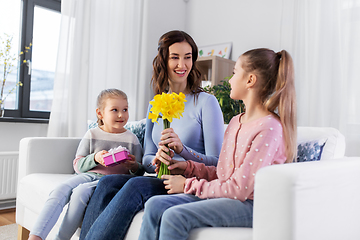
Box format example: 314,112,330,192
185,0,357,157
186,0,285,61
137,0,188,117
0,122,48,152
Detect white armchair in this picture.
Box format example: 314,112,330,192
16,125,360,240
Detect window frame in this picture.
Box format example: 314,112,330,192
3,0,61,120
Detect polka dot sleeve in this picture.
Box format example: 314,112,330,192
184,115,286,201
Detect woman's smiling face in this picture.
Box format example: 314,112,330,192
167,41,193,91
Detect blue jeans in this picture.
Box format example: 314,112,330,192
30,173,101,240
80,175,167,240
139,194,254,240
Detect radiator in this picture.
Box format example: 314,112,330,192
0,151,18,201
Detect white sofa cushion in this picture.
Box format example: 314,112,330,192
124,210,253,240
17,173,79,239
17,174,74,217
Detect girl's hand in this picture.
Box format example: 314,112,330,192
95,150,108,167
122,154,139,172
162,175,186,194
167,160,187,175
160,128,183,154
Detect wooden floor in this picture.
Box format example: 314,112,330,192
0,208,16,226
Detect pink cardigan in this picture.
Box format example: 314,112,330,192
183,113,286,201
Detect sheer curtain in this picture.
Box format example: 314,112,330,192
47,0,147,137
281,0,360,156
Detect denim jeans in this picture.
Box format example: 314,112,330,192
80,175,167,240
139,194,254,240
30,173,101,240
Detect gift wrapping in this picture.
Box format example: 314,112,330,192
103,146,131,167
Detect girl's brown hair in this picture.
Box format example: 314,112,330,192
151,30,203,96
96,88,127,126
242,48,297,162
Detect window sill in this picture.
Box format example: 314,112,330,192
0,117,49,124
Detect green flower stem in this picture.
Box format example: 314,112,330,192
157,119,171,179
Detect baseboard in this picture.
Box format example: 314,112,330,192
0,198,16,210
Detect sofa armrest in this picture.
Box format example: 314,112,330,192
18,137,81,181
253,157,360,240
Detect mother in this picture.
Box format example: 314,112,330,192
79,30,224,240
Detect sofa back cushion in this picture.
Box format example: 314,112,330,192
124,119,146,147
297,127,346,161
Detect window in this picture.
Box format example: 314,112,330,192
0,0,61,120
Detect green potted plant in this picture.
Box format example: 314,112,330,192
204,77,245,124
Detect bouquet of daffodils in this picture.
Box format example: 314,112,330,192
148,92,187,179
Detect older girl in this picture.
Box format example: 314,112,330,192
139,48,297,240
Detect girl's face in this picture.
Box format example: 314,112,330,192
167,41,193,91
229,56,250,100
97,97,129,133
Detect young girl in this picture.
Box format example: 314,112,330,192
138,48,297,240
28,89,143,240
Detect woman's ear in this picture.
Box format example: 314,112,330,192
96,108,102,120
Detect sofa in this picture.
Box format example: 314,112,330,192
16,121,360,240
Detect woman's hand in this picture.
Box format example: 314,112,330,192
162,175,186,194
152,147,174,174
154,145,174,166
95,150,108,167
160,128,183,154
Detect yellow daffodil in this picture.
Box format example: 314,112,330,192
148,112,159,123
148,92,186,123
148,92,187,178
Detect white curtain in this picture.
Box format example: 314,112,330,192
47,0,148,137
281,0,360,156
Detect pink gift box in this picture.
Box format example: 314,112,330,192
103,147,131,167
